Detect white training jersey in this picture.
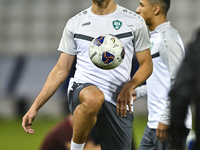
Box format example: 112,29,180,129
58,4,151,107
136,22,192,129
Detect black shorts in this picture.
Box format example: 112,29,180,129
67,82,134,150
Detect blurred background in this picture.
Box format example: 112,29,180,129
0,0,199,149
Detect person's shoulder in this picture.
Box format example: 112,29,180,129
160,23,180,41
117,5,143,20
67,7,91,26
158,25,183,50
117,5,146,28
159,24,184,55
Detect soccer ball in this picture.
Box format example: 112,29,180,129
89,34,125,70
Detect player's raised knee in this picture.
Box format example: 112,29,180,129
80,86,104,110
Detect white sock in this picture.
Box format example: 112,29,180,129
70,139,85,150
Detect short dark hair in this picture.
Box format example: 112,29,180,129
149,0,170,14
161,0,170,14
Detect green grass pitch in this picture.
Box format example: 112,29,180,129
0,116,147,150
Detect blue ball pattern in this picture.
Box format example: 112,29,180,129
93,36,105,46
121,47,125,59
102,52,115,64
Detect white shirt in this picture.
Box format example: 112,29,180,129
58,4,151,107
136,22,192,129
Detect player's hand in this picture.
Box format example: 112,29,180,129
132,89,137,102
117,81,133,117
22,108,37,134
156,122,169,142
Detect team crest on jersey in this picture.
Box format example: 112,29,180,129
113,20,122,30
150,43,154,50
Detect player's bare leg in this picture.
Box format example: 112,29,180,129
72,85,104,145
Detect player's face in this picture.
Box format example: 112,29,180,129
136,0,154,26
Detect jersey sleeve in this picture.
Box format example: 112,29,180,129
160,38,184,79
134,20,151,52
159,97,171,125
159,37,185,125
58,22,76,55
135,84,147,99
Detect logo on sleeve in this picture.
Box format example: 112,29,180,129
113,20,122,30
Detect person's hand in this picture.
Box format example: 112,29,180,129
22,108,37,134
156,122,169,142
132,89,137,102
117,81,133,117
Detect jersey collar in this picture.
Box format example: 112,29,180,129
150,22,171,35
89,4,118,17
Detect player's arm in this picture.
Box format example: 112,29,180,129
117,48,153,117
130,48,152,101
22,53,75,134
117,16,153,117
132,49,153,90
157,39,184,142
